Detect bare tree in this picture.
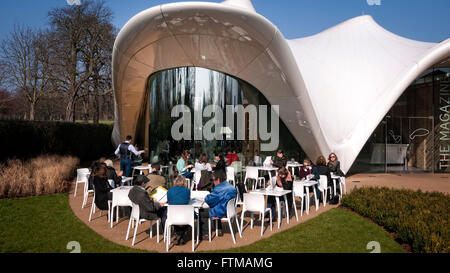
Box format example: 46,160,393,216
48,0,115,123
0,26,51,120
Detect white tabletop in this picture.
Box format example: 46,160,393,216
295,180,318,186
255,166,279,171
133,165,151,170
286,162,303,167
251,188,291,197
164,199,209,209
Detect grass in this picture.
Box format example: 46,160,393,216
0,194,146,253
210,208,405,253
0,155,79,198
0,194,404,253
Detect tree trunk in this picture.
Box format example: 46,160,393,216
29,103,35,121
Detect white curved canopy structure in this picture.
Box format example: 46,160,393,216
112,0,450,173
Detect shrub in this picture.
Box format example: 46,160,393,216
0,120,113,161
0,155,79,198
341,187,450,253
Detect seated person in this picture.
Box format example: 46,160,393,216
225,150,239,166
92,164,113,211
104,159,122,188
128,175,166,230
212,153,226,173
299,158,321,202
167,176,191,245
315,155,333,201
267,167,293,220
131,145,143,168
195,153,213,172
199,169,237,240
177,150,194,179
145,163,166,195
271,149,287,168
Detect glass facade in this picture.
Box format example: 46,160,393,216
349,67,450,174
141,67,306,165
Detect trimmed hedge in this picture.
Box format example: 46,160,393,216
0,120,114,161
341,187,450,253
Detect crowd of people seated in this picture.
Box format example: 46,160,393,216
84,135,345,247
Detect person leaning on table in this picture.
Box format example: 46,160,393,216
199,169,237,240
114,135,144,178
145,163,166,195
128,175,167,231
167,176,191,246
266,167,293,221
299,158,322,202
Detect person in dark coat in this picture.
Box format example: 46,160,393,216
104,159,122,188
128,175,166,227
315,155,333,202
92,164,113,211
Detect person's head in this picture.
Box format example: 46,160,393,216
93,164,107,179
276,149,284,158
303,158,312,167
211,169,227,185
328,153,338,162
125,135,132,142
104,159,113,168
255,150,259,156
278,167,289,179
215,153,224,162
98,157,106,164
151,163,160,173
316,155,327,166
173,175,188,188
227,150,232,155
199,153,208,164
134,175,149,186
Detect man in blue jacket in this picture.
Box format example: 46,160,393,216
199,169,237,240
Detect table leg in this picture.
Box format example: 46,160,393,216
305,186,310,215
275,196,281,229
284,195,289,224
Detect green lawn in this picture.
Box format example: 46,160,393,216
0,194,404,253
0,194,145,253
211,208,405,253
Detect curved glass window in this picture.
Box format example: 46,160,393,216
145,67,306,165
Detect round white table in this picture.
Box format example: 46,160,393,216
132,165,151,176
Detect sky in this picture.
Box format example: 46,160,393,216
0,0,449,43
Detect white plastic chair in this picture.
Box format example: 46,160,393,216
110,189,133,228
126,202,160,246
88,185,111,223
74,168,89,197
164,205,197,252
314,175,332,210
292,181,306,218
226,167,236,187
244,166,265,191
82,177,94,209
208,198,241,244
191,170,202,191
235,185,244,207
230,161,243,183
240,193,272,236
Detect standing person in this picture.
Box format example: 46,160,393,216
92,164,113,211
253,150,261,166
167,176,191,245
177,150,194,179
199,169,237,240
114,135,144,178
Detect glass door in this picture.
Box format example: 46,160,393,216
385,116,434,173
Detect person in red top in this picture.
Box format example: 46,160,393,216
225,150,240,166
